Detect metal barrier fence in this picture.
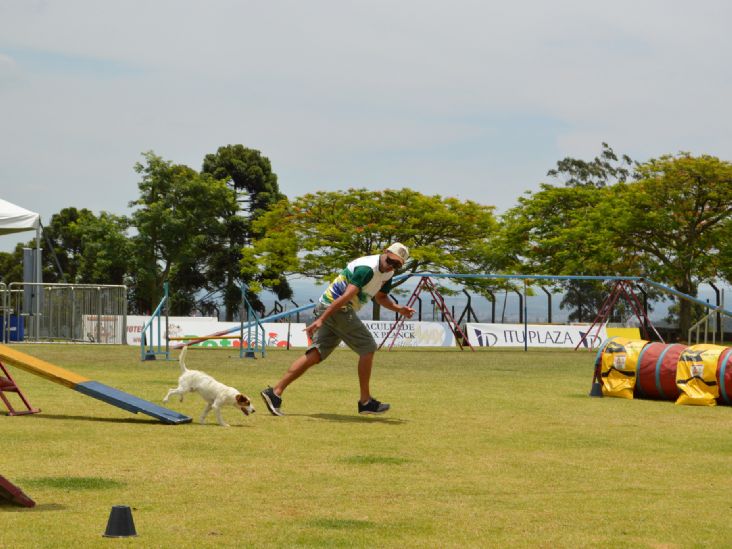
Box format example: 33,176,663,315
1,283,128,344
688,308,731,345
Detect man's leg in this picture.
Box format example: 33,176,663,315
262,303,340,416
356,351,390,415
357,352,375,403
261,348,322,416
338,312,382,409
274,348,321,396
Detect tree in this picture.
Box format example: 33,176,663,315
74,212,131,284
547,142,634,188
41,208,130,284
41,207,88,282
616,153,732,336
128,151,239,315
499,184,636,275
718,219,732,285
547,143,639,324
499,152,732,335
202,145,285,220
0,247,24,284
201,145,289,320
498,183,645,322
0,208,130,285
243,188,500,319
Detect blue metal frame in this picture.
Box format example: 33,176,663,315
140,282,170,361
393,273,732,316
239,283,266,359
168,303,317,349
160,273,728,354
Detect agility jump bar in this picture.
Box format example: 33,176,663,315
0,345,191,424
170,302,317,349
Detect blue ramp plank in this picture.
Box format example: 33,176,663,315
75,381,192,424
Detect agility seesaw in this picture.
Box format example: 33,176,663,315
0,475,35,507
0,345,191,424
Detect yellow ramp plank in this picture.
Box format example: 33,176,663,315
0,345,90,388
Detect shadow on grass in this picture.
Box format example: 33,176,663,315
296,413,407,425
568,392,602,399
26,413,159,425
0,502,66,512
194,422,255,428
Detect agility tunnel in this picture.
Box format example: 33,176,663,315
0,345,191,424
593,337,732,406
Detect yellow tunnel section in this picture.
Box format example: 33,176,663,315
595,338,732,406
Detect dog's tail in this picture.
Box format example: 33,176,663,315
179,345,189,373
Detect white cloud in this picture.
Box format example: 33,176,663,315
0,52,15,68
0,51,18,88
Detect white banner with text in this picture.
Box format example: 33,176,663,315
465,323,607,348
363,321,457,347
127,316,457,348
127,316,309,348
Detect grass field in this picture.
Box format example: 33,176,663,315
2,344,732,548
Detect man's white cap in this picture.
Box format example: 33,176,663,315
386,242,409,265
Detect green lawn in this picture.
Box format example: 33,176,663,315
2,344,732,548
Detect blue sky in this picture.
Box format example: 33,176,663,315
2,0,732,254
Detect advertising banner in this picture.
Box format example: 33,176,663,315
126,316,309,348
82,315,126,344
363,321,456,347
127,316,456,348
465,323,607,349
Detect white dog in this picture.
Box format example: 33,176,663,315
163,346,255,426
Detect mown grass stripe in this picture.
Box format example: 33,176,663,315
339,455,412,465
23,477,124,490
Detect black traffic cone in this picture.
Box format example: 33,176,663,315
103,505,137,538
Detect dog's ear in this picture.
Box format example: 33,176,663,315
236,394,250,405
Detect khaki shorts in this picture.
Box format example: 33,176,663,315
307,302,377,360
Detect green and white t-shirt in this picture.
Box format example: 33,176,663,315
320,255,395,311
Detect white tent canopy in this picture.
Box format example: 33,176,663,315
0,196,42,297
0,198,41,235
0,198,43,342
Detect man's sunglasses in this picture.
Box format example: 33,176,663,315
385,257,403,269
